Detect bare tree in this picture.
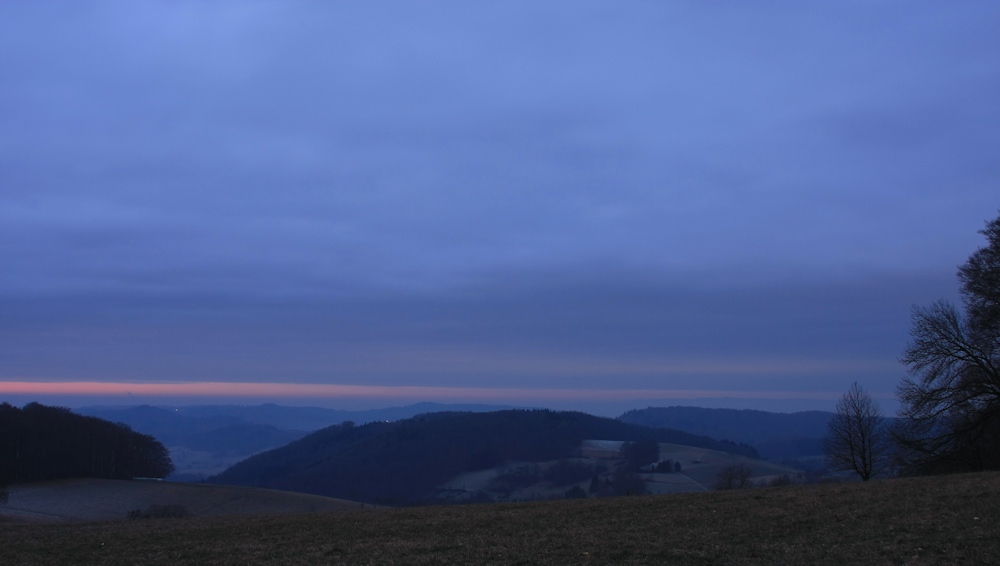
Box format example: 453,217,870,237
824,382,888,481
714,463,753,490
897,214,1000,473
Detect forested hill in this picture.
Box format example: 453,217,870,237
618,406,833,460
208,409,758,505
0,402,174,485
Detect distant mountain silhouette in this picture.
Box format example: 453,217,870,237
169,402,526,430
208,409,758,506
617,406,833,460
75,405,307,454
77,402,523,439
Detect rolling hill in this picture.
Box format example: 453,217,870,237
75,402,523,480
208,409,760,505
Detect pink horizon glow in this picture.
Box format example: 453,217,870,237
0,381,843,401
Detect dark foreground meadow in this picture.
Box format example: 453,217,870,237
2,472,997,565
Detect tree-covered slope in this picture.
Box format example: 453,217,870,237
618,406,833,460
0,402,173,484
208,409,757,505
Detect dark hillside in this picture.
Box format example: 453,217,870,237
209,409,758,505
619,406,833,460
0,402,173,484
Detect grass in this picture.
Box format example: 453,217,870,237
0,478,364,522
1,472,997,565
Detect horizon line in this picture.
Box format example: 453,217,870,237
0,381,864,402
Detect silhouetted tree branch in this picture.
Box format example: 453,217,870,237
824,383,889,480
896,214,1000,473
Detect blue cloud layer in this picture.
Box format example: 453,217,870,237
1,2,997,411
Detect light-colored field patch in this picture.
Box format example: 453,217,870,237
435,440,801,502
0,478,367,523
642,473,706,494
579,439,624,459
652,443,800,487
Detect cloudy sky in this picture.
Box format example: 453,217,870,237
2,1,998,415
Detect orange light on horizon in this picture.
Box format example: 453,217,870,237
0,380,846,401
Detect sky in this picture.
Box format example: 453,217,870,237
1,1,998,416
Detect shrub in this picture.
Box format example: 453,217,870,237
609,467,648,496
715,464,754,490
768,474,793,487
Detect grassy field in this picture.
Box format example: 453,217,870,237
0,478,365,522
1,472,997,565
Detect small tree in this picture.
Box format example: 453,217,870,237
768,474,792,487
824,382,889,481
620,440,660,471
609,467,647,496
655,459,674,473
588,474,601,494
714,463,753,490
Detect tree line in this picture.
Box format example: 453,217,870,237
0,402,174,485
826,213,1000,479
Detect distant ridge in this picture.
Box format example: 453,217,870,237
617,406,833,460
77,402,524,433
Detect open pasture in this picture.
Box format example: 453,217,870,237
0,478,365,523
1,472,997,565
